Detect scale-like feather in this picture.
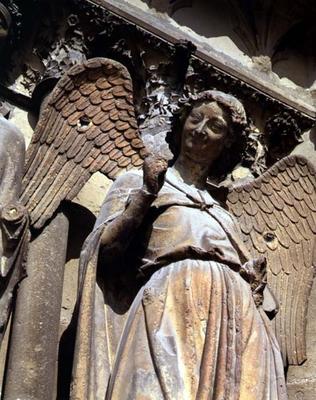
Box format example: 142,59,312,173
227,155,316,365
21,58,148,229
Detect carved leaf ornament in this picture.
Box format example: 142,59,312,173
227,155,316,365
21,58,147,229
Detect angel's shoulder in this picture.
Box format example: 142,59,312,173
110,169,143,191
0,117,24,143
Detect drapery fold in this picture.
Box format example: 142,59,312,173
71,170,287,400
105,261,286,400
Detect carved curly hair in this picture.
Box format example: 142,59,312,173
167,90,249,178
188,90,247,131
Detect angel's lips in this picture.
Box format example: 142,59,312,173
186,134,208,147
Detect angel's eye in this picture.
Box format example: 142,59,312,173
207,119,226,133
189,112,202,124
264,232,276,242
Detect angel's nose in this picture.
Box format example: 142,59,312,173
194,121,206,135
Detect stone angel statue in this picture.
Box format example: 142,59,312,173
63,61,312,397
18,57,315,399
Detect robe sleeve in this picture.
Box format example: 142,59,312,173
72,170,144,400
96,171,143,228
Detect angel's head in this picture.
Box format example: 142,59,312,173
170,90,248,176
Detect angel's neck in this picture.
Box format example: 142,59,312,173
172,155,209,190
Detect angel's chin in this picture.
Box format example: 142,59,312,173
183,151,215,166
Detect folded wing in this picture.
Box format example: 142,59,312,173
21,58,147,229
227,155,316,365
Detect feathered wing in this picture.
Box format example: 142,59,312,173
21,58,147,230
227,155,316,365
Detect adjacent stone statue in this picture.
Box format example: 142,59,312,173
0,116,28,344
68,73,315,398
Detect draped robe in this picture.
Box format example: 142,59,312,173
71,169,287,400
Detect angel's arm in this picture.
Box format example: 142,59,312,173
100,156,167,255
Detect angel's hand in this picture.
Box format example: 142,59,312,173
240,256,267,306
100,159,167,252
143,155,168,196
240,256,267,284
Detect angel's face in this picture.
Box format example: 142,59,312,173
180,101,231,166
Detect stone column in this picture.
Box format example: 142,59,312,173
3,212,69,400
